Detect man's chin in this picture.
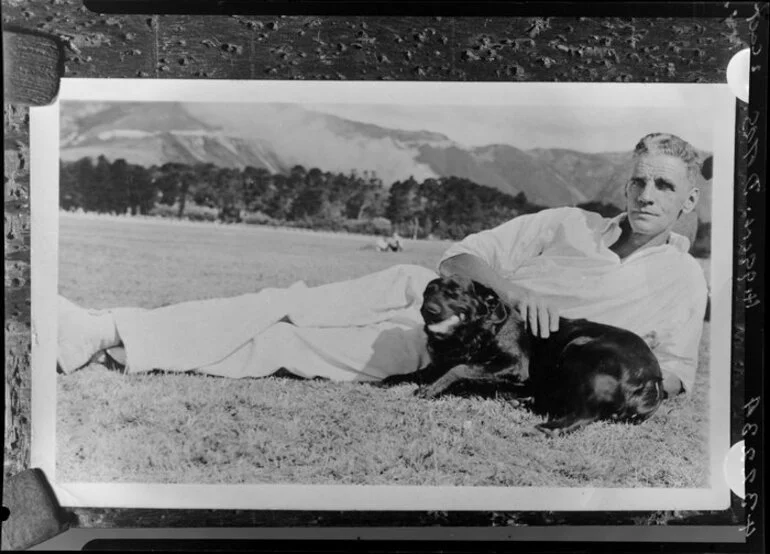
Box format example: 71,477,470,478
628,215,664,235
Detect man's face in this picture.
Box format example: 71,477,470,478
625,154,700,237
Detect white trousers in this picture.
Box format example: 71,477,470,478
107,264,437,381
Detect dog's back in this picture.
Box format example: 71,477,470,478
526,317,664,434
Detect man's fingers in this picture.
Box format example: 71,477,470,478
516,296,559,338
538,305,550,338
548,306,560,332
517,301,528,326
527,301,539,337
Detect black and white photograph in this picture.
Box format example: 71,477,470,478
31,79,735,511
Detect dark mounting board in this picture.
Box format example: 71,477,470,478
2,0,765,546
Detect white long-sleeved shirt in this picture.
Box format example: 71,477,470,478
439,207,709,392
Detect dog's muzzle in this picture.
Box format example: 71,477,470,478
425,315,462,335
421,302,443,321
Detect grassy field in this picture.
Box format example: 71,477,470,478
56,213,711,487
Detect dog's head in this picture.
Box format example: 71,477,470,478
421,275,508,338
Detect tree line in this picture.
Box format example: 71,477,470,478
61,156,571,240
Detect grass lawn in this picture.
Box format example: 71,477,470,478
56,212,711,487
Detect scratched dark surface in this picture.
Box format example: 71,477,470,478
2,0,756,530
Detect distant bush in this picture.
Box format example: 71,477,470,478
340,217,393,236
218,206,242,224
281,216,336,232
242,211,279,226
150,202,218,222
368,217,393,236
266,216,394,237
186,204,219,222
148,203,180,218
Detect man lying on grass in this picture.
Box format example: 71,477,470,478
58,132,709,399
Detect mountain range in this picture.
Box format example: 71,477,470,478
60,101,712,221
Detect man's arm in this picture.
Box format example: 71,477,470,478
438,207,570,274
439,253,560,338
655,316,705,398
436,208,575,338
654,266,709,398
439,253,517,300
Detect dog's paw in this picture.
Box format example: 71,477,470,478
531,424,561,438
508,395,535,408
415,385,439,399
521,425,546,438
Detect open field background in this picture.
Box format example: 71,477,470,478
56,212,711,487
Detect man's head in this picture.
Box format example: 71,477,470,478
625,133,704,238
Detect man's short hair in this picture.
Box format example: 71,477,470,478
633,133,703,187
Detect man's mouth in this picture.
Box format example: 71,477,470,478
632,210,658,217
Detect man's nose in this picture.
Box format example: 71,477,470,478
637,181,656,203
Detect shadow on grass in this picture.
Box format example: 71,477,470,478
367,378,533,405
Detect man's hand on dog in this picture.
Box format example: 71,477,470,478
504,284,560,339
437,254,560,338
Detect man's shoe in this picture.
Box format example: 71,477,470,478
57,296,113,374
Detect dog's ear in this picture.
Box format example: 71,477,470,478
471,281,498,299
470,281,507,322
487,298,509,324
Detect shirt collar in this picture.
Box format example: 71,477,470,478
602,212,691,254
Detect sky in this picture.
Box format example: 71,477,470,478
62,98,718,155
305,103,716,153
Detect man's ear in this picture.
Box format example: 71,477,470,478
681,186,700,214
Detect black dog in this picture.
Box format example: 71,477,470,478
379,275,664,436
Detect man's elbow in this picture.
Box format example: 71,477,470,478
438,255,466,277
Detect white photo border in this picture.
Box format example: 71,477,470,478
32,78,735,511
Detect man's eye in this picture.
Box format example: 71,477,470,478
654,178,674,190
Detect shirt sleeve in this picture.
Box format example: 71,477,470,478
438,207,575,274
653,261,709,393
